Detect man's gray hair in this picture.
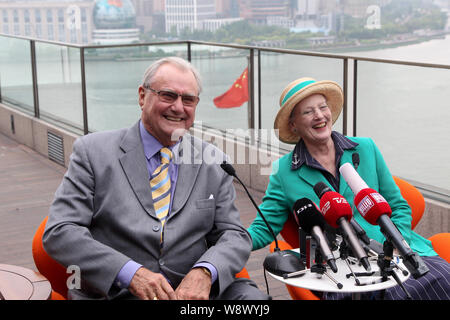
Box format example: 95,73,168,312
142,56,202,94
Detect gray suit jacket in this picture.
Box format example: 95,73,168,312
43,121,252,299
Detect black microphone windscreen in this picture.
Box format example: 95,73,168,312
352,153,360,169
292,198,325,234
313,182,331,199
220,161,236,177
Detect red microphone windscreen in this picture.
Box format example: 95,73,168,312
319,191,353,228
354,188,392,225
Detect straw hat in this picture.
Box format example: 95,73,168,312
274,77,344,144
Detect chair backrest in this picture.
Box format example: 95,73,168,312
392,176,425,230
280,214,300,249
32,216,69,299
428,233,450,263
235,268,250,279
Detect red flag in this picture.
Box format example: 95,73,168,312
213,68,249,108
108,0,123,7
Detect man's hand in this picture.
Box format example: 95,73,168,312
175,268,212,300
128,267,176,300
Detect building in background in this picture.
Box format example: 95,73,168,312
215,0,240,18
0,0,94,44
291,0,334,34
130,0,164,33
0,0,141,44
0,0,409,43
202,17,243,32
165,0,216,34
238,0,291,24
91,0,139,44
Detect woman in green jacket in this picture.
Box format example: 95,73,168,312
248,77,449,300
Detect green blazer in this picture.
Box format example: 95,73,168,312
248,136,436,257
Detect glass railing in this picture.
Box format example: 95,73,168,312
83,44,188,132
191,44,250,131
353,59,450,201
258,50,345,152
35,42,84,130
0,34,449,202
0,36,34,112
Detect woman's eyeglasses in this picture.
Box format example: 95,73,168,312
143,84,199,107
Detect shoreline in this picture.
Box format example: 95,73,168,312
291,32,450,54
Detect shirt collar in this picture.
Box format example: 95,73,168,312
291,131,358,170
139,120,180,161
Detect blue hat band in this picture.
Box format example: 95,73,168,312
281,80,316,106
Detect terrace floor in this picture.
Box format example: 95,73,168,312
0,132,290,300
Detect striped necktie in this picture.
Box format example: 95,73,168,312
150,147,173,242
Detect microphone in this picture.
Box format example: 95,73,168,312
220,161,305,277
292,198,338,273
313,182,371,271
339,163,429,279
352,153,360,170
349,218,371,246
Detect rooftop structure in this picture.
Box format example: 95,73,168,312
0,0,94,44
165,0,216,34
91,0,139,44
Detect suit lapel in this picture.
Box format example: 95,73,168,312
170,134,201,217
171,163,200,216
118,122,156,218
297,164,334,191
338,151,354,197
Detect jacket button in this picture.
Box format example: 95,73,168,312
159,259,164,266
152,225,160,232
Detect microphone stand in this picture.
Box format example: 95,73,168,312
349,240,412,299
339,239,361,285
286,242,343,288
220,162,304,278
377,240,412,300
311,250,343,289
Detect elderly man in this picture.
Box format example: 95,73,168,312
44,57,269,300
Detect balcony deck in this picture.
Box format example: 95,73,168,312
0,132,290,300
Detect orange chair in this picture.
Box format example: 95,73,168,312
428,233,450,263
392,178,450,262
32,216,69,300
235,267,251,279
268,176,431,300
392,176,425,230
33,216,252,299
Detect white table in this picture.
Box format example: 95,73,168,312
0,264,51,300
267,250,410,300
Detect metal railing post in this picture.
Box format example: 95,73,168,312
80,47,88,135
257,49,262,132
187,42,191,62
0,74,2,103
30,40,40,118
353,59,358,137
342,58,348,136
248,49,255,131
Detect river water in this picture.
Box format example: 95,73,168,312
0,35,449,192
